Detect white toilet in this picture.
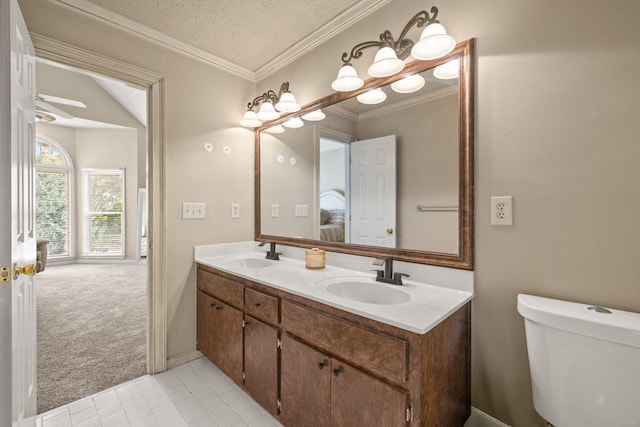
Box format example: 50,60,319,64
517,294,640,427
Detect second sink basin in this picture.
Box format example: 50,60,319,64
318,277,411,305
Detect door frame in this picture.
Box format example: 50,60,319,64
31,34,167,374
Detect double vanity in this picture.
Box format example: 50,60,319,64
195,242,473,426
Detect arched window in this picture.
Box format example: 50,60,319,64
36,136,74,258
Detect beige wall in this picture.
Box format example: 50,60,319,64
19,0,257,359
22,0,640,425
259,1,640,426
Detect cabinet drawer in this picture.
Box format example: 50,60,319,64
197,267,244,309
281,300,408,384
245,288,278,324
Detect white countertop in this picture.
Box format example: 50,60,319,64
194,242,474,335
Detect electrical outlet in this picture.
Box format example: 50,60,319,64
491,196,513,225
231,203,240,219
271,204,279,218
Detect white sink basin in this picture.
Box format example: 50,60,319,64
226,257,274,269
318,277,410,305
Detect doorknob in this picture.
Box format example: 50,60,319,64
386,227,394,234
13,263,36,279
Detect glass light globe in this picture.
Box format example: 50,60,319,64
239,110,262,127
275,91,301,113
331,64,364,92
257,101,280,121
265,124,285,134
411,23,456,60
302,109,326,121
368,47,405,78
356,88,387,105
391,74,426,94
283,117,304,128
433,59,460,79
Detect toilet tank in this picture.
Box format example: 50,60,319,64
517,294,640,427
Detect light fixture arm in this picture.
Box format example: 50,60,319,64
246,82,291,111
340,7,440,63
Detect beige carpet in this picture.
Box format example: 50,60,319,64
36,263,147,413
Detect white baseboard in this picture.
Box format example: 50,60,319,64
167,349,203,369
464,407,511,427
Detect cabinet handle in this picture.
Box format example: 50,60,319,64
318,360,327,370
332,367,341,377
254,302,262,308
215,305,223,310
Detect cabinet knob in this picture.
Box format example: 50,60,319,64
254,302,262,308
332,367,342,377
318,360,327,370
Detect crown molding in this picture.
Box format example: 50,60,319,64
255,0,393,81
53,0,257,81
50,0,392,84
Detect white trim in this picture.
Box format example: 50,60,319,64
32,35,168,374
44,0,393,83
464,407,511,427
167,350,203,369
255,0,394,81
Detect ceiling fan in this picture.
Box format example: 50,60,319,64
35,93,87,122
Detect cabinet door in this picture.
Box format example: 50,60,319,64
196,290,214,359
244,316,278,416
280,334,331,427
199,292,244,385
331,361,408,427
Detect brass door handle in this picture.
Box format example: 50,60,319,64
13,263,36,280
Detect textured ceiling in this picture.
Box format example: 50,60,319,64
84,0,367,71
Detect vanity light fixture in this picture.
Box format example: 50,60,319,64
330,6,456,92
391,74,426,94
240,81,301,128
356,88,387,105
302,109,326,121
433,58,460,79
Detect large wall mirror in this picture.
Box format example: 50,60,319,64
255,39,474,269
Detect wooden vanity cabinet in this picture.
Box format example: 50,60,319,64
280,334,408,427
196,264,471,427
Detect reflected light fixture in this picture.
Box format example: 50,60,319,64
283,117,304,129
240,82,301,127
302,109,326,121
433,58,460,79
391,74,426,94
356,88,387,105
331,6,456,92
265,124,285,134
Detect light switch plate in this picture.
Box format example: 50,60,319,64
271,204,279,218
231,203,240,219
295,204,308,217
182,202,205,219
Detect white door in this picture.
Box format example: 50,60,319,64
349,135,397,247
1,0,38,425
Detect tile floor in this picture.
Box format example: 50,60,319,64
33,357,282,427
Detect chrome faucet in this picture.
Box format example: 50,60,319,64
372,257,409,286
259,241,280,261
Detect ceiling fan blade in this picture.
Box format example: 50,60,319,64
37,93,87,108
36,99,74,119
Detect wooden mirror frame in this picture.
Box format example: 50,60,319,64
255,38,474,270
